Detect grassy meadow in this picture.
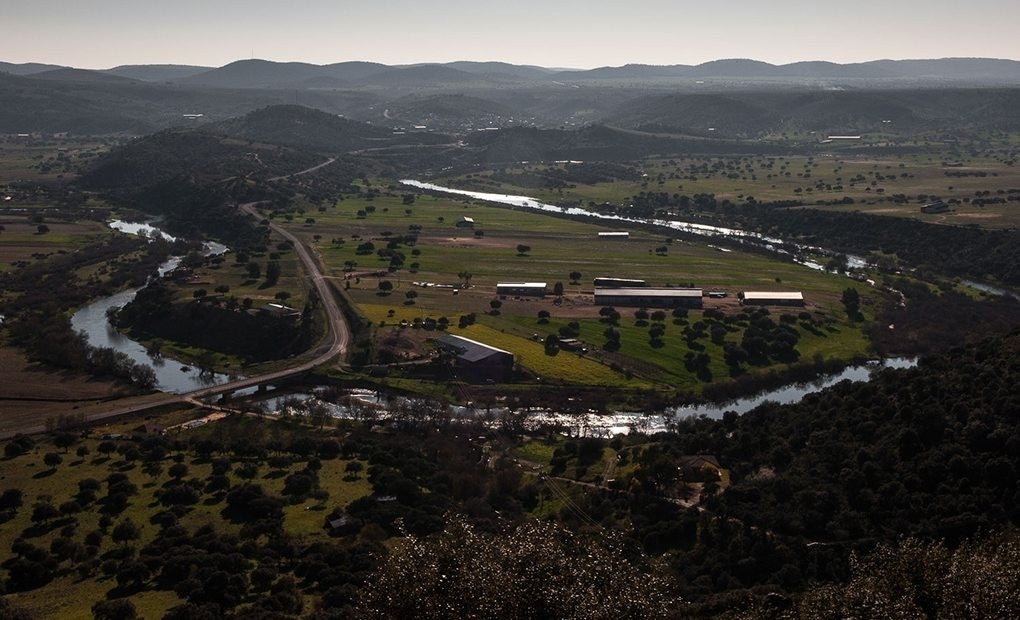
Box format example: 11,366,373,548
274,188,874,393
441,154,1020,229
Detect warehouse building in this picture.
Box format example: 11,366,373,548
738,291,805,306
593,277,647,288
436,334,514,383
594,287,703,308
597,231,630,238
496,282,547,297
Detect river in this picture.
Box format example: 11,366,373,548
70,221,237,394
256,357,916,437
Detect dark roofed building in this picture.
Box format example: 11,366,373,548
497,282,547,297
436,334,514,383
593,277,647,288
594,287,703,308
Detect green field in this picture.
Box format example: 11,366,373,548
273,188,874,393
441,155,1020,229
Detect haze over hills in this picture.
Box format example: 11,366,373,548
4,55,1020,138
5,57,1020,89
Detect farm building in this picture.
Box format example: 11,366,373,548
921,201,950,214
436,334,514,383
497,282,547,297
598,231,630,238
594,287,703,308
456,216,475,228
259,303,301,319
739,291,805,306
593,277,647,288
707,291,728,298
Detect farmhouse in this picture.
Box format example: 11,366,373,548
594,287,703,308
593,277,647,288
598,231,630,238
497,282,547,297
738,291,805,306
921,200,950,214
456,216,475,228
259,303,302,319
436,334,514,383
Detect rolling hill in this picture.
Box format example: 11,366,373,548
213,104,395,152
101,64,213,82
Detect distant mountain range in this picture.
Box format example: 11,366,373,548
4,56,1020,138
4,57,1020,89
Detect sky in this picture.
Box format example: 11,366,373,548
3,0,1020,69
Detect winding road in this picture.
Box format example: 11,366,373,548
1,162,351,438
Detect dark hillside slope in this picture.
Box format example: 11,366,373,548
0,73,152,134
79,128,323,189
698,332,1020,544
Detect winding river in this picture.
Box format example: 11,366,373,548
70,221,236,394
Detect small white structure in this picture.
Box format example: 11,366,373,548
598,231,630,238
497,282,547,297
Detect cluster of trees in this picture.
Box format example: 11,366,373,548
113,282,317,363
619,191,1020,286
1,331,1019,614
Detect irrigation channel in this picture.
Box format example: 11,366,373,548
71,221,237,393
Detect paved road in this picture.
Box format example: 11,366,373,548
0,174,351,439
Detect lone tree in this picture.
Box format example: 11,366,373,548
842,287,862,321
378,281,394,294
516,244,531,256
553,282,565,297
569,271,582,284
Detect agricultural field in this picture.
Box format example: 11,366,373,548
0,138,110,184
0,215,112,273
440,154,1020,229
0,414,374,618
274,188,874,394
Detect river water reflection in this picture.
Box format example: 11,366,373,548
70,221,236,394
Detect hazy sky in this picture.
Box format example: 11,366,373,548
3,0,1019,69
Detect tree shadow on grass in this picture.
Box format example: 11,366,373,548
32,469,57,479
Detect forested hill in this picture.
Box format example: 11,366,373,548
213,105,392,152
78,129,325,190
214,105,455,153
683,331,1020,545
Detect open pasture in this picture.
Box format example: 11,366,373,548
278,191,872,390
